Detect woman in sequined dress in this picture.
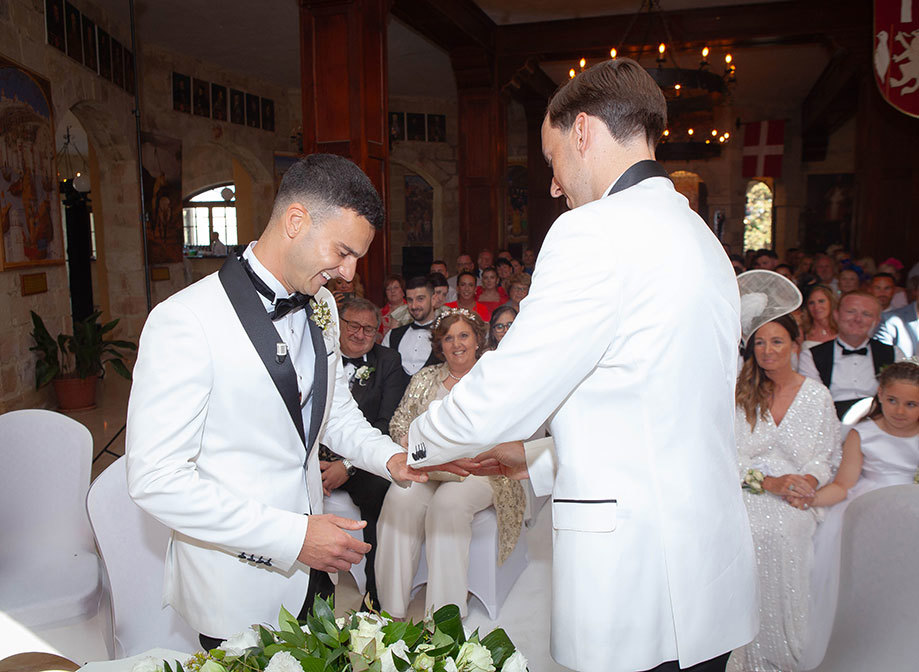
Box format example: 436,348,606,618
729,314,841,672
374,308,525,618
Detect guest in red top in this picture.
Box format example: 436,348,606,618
380,274,408,338
474,267,507,317
445,271,490,321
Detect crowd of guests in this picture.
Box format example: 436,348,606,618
728,245,919,671
318,247,529,620
322,242,918,671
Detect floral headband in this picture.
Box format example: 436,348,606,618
433,306,480,330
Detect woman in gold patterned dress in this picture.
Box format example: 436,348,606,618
375,308,526,618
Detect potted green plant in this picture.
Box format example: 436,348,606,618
30,310,137,410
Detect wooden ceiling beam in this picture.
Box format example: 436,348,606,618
494,0,867,60
390,0,496,53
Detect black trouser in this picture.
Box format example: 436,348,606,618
642,651,731,672
337,468,391,609
198,569,334,651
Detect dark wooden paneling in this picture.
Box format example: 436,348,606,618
314,12,350,141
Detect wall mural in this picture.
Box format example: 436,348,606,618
0,55,65,270
140,131,183,263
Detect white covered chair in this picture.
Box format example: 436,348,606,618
86,457,199,658
840,396,873,427
0,409,102,628
811,485,919,672
411,506,528,619
322,489,368,595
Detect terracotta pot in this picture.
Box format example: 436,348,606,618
53,374,98,411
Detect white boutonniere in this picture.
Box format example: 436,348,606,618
354,365,375,386
309,298,332,331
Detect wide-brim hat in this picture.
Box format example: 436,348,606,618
738,270,802,347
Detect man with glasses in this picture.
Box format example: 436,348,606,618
320,297,408,608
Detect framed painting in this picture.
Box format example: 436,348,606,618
124,49,135,95
229,88,245,125
0,56,65,270
246,93,260,128
426,114,445,142
45,0,65,52
389,111,404,144
211,83,227,121
97,28,111,80
261,98,275,132
406,113,425,141
64,2,82,64
172,72,190,113
111,38,124,88
140,132,183,264
193,78,210,117
81,14,97,73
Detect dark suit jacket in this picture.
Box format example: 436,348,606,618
810,338,895,389
348,343,408,436
387,323,440,372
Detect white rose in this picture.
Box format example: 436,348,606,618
413,652,435,671
443,658,459,672
380,640,410,672
501,650,528,672
130,656,163,672
350,613,387,657
218,628,260,656
456,641,495,672
264,651,302,672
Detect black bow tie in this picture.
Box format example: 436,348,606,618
409,322,433,330
240,256,310,321
342,356,365,368
841,346,868,356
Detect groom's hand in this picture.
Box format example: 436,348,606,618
386,452,428,484
419,458,482,478
298,514,370,572
471,441,529,480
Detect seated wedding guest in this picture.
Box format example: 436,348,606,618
800,285,837,351
448,253,475,301
868,272,898,312
522,247,536,274
801,360,919,669
753,249,779,270
430,259,449,279
475,249,494,283
909,274,919,303
877,257,909,309
876,281,919,358
732,311,840,672
836,268,861,294
375,309,525,618
814,254,838,293
486,305,517,351
505,272,531,311
380,274,410,338
429,272,450,316
494,258,514,289
795,254,814,279
328,276,357,306
382,276,439,376
475,267,508,318
729,254,746,275
319,298,409,608
798,291,905,418
510,257,523,275
774,263,794,280
445,271,490,321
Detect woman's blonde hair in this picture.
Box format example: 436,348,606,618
736,314,800,429
800,285,838,336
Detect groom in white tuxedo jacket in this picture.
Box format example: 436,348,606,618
126,155,424,645
407,59,758,672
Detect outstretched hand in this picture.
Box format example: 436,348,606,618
298,513,370,572
471,441,529,480
386,452,429,484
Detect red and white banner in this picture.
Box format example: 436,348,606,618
874,0,919,118
742,120,785,179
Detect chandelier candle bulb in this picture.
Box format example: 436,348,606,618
610,47,617,58
569,68,576,78
579,57,586,68
659,43,666,54
688,128,694,136
712,129,718,136
725,53,733,64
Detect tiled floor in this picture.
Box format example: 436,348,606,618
20,378,570,671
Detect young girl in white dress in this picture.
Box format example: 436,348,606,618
802,359,919,669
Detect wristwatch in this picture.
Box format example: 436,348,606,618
341,458,356,476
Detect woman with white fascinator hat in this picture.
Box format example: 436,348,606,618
728,271,842,672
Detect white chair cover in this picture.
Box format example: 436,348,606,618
811,485,919,671
0,409,102,628
86,457,198,658
322,489,368,595
411,506,528,619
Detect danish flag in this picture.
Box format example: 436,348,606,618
742,120,786,178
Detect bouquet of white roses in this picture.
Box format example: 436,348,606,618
742,468,766,495
154,598,527,672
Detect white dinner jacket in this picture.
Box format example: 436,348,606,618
126,275,401,638
408,176,758,672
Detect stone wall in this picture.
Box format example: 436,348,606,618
0,0,300,412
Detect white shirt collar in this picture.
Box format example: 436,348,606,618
242,241,292,301
836,336,871,350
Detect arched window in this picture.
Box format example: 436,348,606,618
743,180,773,251
182,184,237,250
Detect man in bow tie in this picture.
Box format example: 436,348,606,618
126,154,425,649
799,290,905,418
319,296,408,608
403,58,758,672
382,276,439,376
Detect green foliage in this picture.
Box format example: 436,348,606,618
168,599,527,672
29,310,136,387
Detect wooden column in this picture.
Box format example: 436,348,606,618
300,0,389,303
452,47,506,256
521,98,566,253
853,71,919,263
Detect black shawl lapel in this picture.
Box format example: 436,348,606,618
219,255,306,446
305,301,328,455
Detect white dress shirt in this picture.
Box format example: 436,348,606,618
798,337,905,401
382,322,433,375
243,243,315,421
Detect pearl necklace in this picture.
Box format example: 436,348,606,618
447,370,466,382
